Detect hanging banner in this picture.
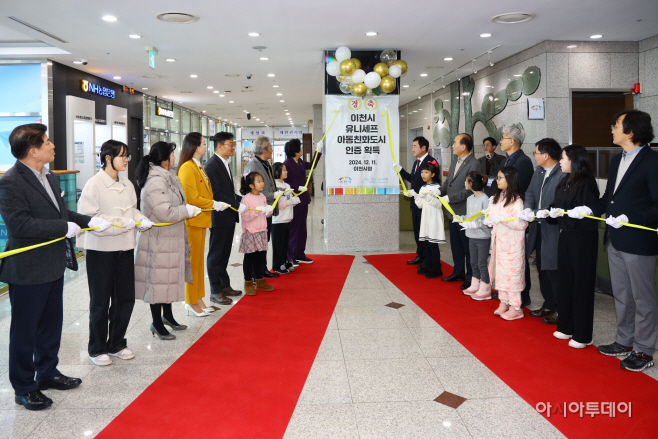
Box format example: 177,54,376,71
241,127,273,140
325,95,399,194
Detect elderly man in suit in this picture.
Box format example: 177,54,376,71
395,136,435,266
0,124,110,410
478,137,505,196
439,133,482,290
205,132,244,305
244,135,279,278
518,138,564,324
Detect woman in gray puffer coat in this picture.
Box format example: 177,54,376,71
134,141,201,339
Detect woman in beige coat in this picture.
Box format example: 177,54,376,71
134,141,201,340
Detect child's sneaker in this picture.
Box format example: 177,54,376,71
501,308,524,321
494,303,509,316
463,278,480,295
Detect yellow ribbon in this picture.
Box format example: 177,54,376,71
382,110,408,194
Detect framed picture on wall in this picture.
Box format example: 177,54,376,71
527,98,545,120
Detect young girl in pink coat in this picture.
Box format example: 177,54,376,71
484,166,527,321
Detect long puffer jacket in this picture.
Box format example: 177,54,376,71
135,164,192,304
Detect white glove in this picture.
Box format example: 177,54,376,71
253,206,265,212
452,215,463,223
483,217,494,227
419,186,430,196
393,161,401,171
262,205,274,214
490,215,503,225
126,219,136,230
297,186,308,193
548,208,564,218
274,191,284,199
88,217,111,232
238,204,248,214
213,201,229,212
137,218,154,231
567,205,593,219
536,209,550,219
289,196,301,206
404,189,417,197
460,221,479,231
186,204,202,218
518,208,535,223
315,141,323,154
440,195,450,204
606,214,628,229
66,222,81,238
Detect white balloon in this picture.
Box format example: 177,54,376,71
388,64,402,79
351,69,366,84
364,71,382,89
326,60,340,76
335,46,351,62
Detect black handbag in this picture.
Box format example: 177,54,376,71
64,238,78,271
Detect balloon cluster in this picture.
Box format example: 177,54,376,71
326,46,408,98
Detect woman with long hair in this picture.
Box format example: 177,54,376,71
177,133,221,316
134,142,202,339
544,144,600,349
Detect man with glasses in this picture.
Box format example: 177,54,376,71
478,137,505,196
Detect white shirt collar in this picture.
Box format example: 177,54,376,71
417,153,428,162
192,157,201,166
215,152,229,165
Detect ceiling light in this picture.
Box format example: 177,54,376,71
129,34,141,39
267,73,275,77
590,34,603,39
273,85,279,88
279,100,284,102
229,100,234,103
444,57,453,61
219,94,225,97
162,95,168,98
166,58,176,62
402,85,409,88
567,45,578,48
190,74,198,78
142,87,148,90
513,74,522,77
213,90,219,93
260,57,269,61
73,61,82,64
365,31,378,36
102,15,117,22
256,118,260,121
480,33,492,38
276,93,282,96
420,73,428,77
207,86,213,89
202,111,206,113
113,76,121,79
248,32,260,37
261,121,264,124
491,12,535,24
156,12,200,24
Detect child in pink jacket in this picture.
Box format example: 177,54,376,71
239,172,274,295
484,166,527,321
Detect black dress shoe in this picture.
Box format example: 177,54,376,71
529,307,552,318
441,274,466,282
15,390,53,410
210,293,233,305
406,256,423,265
425,270,443,279
264,270,279,278
37,373,82,391
459,280,471,290
417,265,429,275
222,286,243,297
542,311,559,325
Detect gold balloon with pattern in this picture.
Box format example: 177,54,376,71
352,82,367,97
394,59,408,74
339,59,356,75
380,75,396,93
351,58,362,69
373,62,389,78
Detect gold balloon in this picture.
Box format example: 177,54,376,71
339,59,356,75
394,59,408,74
351,58,362,70
352,82,367,97
373,62,389,78
380,76,396,93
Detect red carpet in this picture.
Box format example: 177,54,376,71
365,254,658,439
97,254,354,439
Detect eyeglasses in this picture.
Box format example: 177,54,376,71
500,137,511,141
496,176,505,181
532,151,544,156
118,155,131,162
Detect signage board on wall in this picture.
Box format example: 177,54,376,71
156,106,174,118
325,95,400,193
274,127,304,139
81,80,115,99
241,127,274,140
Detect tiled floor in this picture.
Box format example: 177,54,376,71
0,198,656,438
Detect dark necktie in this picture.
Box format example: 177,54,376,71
413,159,419,174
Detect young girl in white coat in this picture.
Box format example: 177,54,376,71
415,161,445,279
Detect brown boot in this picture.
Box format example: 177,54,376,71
255,278,275,292
244,280,257,296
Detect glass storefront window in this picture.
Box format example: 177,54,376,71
201,117,208,136
191,114,200,133
181,110,190,133
171,107,181,133
150,100,168,130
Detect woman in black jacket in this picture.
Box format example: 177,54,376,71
543,144,600,349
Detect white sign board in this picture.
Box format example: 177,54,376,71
527,98,545,120
274,127,304,139
325,95,399,192
241,127,274,140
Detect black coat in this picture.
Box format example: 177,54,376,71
492,149,534,194
399,154,436,201
590,146,658,256
0,161,92,285
549,177,600,232
205,154,242,228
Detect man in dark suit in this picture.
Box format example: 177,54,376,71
439,133,482,289
477,137,505,196
0,124,109,410
396,136,434,266
206,132,244,304
587,110,658,372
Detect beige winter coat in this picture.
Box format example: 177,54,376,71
134,164,192,304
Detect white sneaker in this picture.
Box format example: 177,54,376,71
553,331,572,340
90,354,112,366
109,348,135,360
568,339,593,349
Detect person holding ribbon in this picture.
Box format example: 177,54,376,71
78,140,153,366
134,141,202,340
272,162,301,274
414,161,445,279
283,138,322,265
461,172,492,300
0,124,110,410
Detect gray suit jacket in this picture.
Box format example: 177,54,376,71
244,156,276,204
439,153,482,217
523,165,565,270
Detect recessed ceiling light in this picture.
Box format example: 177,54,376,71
207,86,213,89
219,94,225,97
444,57,453,61
480,33,492,38
567,45,578,49
260,57,269,61
420,73,428,77
162,95,168,98
166,58,176,62
248,32,260,37
113,76,121,79
190,74,198,78
590,34,603,39
273,85,279,88
202,111,206,113
402,85,409,88
73,61,82,64
267,73,275,77
229,100,234,103
276,93,282,96
513,74,522,77
491,12,535,24
256,118,260,121
213,90,219,93
365,31,378,36
129,34,141,39
141,87,148,90
279,100,284,102
102,15,117,22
